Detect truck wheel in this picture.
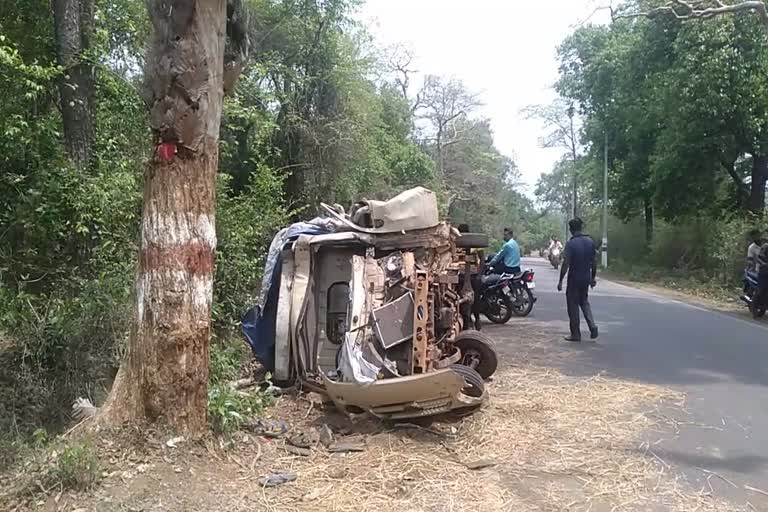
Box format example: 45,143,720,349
450,364,485,398
456,233,489,249
454,330,498,380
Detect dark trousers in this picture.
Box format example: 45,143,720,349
492,265,521,275
566,283,596,339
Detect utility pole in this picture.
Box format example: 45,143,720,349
602,131,609,268
567,104,578,220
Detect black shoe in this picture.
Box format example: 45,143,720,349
564,336,581,342
590,327,599,340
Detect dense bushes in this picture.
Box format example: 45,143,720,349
607,215,762,293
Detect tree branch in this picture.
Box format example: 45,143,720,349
614,1,768,31
723,158,750,191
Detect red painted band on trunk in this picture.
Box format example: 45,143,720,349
140,241,214,275
157,142,177,161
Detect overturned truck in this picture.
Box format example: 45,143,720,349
244,187,499,420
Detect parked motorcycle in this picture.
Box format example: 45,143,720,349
741,270,766,319
475,268,537,323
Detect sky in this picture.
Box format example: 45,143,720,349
357,0,611,195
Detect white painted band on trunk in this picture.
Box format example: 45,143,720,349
141,212,217,248
136,270,214,326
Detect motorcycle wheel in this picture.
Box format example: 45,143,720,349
511,286,535,317
749,289,766,319
483,292,514,324
454,330,498,380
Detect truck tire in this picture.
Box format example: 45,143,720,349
456,233,489,249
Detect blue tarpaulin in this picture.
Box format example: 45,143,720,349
241,223,332,370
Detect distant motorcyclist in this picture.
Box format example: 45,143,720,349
547,237,563,268
487,227,521,275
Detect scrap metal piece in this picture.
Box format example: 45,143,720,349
371,292,414,350
321,368,487,420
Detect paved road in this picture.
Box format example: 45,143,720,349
506,257,768,507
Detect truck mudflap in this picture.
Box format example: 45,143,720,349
321,369,487,420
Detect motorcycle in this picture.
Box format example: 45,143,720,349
549,247,562,269
475,268,537,323
741,270,766,319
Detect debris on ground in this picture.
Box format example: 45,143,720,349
258,471,298,488
326,442,366,454
243,418,288,438
165,436,184,449
317,424,334,448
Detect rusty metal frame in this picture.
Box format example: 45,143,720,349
412,270,429,374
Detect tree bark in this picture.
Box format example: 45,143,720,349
722,157,749,209
52,0,95,167
750,154,768,213
100,0,226,433
644,198,654,249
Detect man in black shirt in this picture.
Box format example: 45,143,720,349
557,218,599,342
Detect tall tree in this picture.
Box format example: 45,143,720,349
561,6,768,217
522,100,582,218
52,0,95,167
418,75,481,179
100,0,234,432
613,0,768,212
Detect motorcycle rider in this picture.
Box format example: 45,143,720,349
747,229,764,274
751,242,768,315
488,227,521,275
548,237,563,265
548,237,563,254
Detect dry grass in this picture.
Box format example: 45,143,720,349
2,327,749,512
238,365,740,512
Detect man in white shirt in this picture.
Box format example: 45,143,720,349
748,229,763,274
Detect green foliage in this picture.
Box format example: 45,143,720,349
214,172,287,330
607,214,763,292
208,341,273,435
47,441,100,491
557,7,768,220
208,384,272,436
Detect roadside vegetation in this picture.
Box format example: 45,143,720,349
535,1,767,298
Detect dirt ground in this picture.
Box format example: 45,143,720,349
0,320,748,512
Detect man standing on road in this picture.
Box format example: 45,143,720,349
488,227,521,275
557,218,599,342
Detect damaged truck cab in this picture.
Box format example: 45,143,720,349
265,187,498,420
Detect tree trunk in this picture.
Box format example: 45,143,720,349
644,199,654,249
571,156,578,220
750,154,768,213
100,0,226,433
436,127,444,178
52,0,95,167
